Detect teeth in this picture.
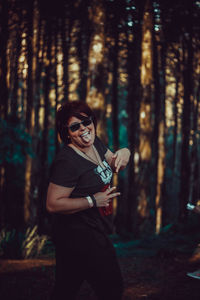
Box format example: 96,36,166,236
81,131,91,142
81,131,89,137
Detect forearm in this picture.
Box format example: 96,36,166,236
47,196,90,215
46,183,120,215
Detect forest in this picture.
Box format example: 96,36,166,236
0,0,200,262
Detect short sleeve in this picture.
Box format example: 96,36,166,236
50,158,79,188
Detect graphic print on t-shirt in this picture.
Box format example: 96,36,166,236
94,160,112,184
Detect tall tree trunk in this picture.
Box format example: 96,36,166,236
133,0,153,236
172,50,180,172
86,0,107,142
61,12,72,103
11,21,22,119
38,22,52,232
179,3,194,221
123,0,145,236
77,0,91,102
24,0,34,225
111,21,119,152
0,0,9,119
0,0,9,228
2,4,24,230
54,29,60,153
152,9,166,234
188,60,199,204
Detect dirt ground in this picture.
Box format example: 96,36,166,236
1,237,200,300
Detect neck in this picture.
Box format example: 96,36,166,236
69,142,93,154
69,143,103,166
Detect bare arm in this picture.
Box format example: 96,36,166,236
46,182,120,215
46,183,90,214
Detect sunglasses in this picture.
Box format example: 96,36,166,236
68,117,93,132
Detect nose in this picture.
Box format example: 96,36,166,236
79,123,86,130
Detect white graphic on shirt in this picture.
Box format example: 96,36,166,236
94,160,112,184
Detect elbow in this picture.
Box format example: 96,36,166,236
46,199,56,214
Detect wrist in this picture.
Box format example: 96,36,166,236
86,196,93,208
90,195,97,208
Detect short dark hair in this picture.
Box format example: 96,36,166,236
56,101,97,144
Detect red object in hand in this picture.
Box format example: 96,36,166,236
98,184,113,216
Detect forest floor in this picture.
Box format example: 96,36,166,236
1,231,200,300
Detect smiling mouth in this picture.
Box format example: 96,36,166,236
80,131,91,142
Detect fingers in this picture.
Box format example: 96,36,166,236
115,159,123,173
106,186,117,194
106,187,120,196
108,192,120,199
94,187,120,208
112,152,123,173
104,192,120,207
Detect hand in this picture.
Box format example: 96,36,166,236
111,148,130,173
94,186,120,207
194,206,200,215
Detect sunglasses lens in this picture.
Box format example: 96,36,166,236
69,117,92,132
69,124,80,132
82,118,92,127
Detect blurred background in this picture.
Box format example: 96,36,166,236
0,0,200,260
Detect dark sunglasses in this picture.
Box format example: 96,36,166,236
68,117,93,132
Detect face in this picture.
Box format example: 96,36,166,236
67,114,95,150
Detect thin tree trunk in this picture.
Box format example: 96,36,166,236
124,0,145,236
0,0,9,119
61,17,70,102
54,30,60,153
111,22,119,152
86,0,107,142
0,0,9,228
179,3,194,221
172,51,180,172
38,23,52,231
77,0,91,102
24,0,34,225
133,0,153,236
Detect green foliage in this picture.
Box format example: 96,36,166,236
0,226,54,259
0,229,22,258
0,118,34,166
22,226,49,259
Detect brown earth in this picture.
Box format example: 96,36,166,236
0,248,200,300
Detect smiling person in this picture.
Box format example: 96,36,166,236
46,101,130,300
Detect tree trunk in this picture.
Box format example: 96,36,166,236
111,21,119,152
121,0,145,236
86,0,107,142
24,0,34,225
77,0,92,102
179,3,194,221
0,0,9,119
38,22,52,232
0,0,9,228
133,0,153,236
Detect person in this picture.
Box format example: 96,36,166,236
46,100,131,300
187,203,200,280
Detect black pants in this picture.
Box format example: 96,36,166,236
51,226,123,300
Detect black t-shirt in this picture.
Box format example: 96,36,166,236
50,136,113,235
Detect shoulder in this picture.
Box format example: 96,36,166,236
49,145,79,187
50,145,78,175
94,136,107,153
